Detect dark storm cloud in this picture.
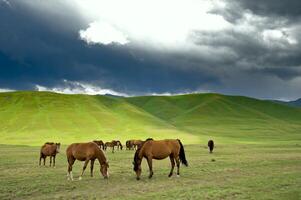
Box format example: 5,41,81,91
0,0,301,99
0,0,218,94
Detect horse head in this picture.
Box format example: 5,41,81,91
55,143,61,153
100,161,109,179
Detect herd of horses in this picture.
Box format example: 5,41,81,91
39,139,215,180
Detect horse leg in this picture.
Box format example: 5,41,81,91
168,155,175,177
67,157,75,181
79,159,90,180
53,155,56,167
90,159,95,177
146,157,153,179
43,157,46,166
39,155,42,166
49,156,52,167
112,146,114,153
175,156,180,177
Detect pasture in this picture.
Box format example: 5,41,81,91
0,143,300,199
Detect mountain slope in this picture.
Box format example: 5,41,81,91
274,98,301,108
0,91,300,145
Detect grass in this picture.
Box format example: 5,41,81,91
0,143,300,200
0,91,301,145
0,91,301,199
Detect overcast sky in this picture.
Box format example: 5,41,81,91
0,0,301,100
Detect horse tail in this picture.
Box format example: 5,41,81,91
177,139,188,166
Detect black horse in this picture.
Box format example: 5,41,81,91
208,140,214,153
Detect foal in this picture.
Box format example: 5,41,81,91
39,142,60,167
66,142,109,180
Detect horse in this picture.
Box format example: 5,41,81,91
133,138,188,180
66,142,109,180
115,140,123,150
93,140,105,150
104,140,122,153
128,139,143,150
126,140,133,150
208,140,214,153
39,142,60,167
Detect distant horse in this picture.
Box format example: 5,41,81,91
104,140,122,153
133,139,188,180
126,140,133,150
93,140,105,150
115,140,123,150
130,140,143,150
66,142,109,180
208,140,214,153
39,142,60,167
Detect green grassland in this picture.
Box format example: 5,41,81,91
0,91,301,145
0,144,300,200
0,91,301,199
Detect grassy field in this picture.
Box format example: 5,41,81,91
0,91,301,145
0,91,301,199
0,143,300,200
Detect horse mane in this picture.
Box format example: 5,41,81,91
45,142,54,145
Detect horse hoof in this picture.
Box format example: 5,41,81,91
136,177,140,181
168,174,172,177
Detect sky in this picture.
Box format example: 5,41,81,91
0,0,301,100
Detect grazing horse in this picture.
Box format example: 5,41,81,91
126,140,133,150
39,142,60,167
133,139,188,180
128,140,143,150
208,140,214,153
66,142,109,180
104,140,123,153
93,140,105,150
117,140,123,150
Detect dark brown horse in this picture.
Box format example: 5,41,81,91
208,140,214,153
126,140,133,150
39,142,60,167
93,140,105,150
133,139,188,180
104,140,123,153
66,142,109,180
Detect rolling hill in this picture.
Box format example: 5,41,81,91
0,91,300,145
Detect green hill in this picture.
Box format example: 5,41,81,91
0,91,300,145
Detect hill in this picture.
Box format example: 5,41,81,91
274,98,301,108
0,91,301,145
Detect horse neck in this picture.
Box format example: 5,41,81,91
96,150,106,165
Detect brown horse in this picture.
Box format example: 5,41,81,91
126,140,133,150
208,140,214,153
104,140,122,153
133,139,188,180
39,142,60,167
93,140,105,150
66,142,109,180
127,139,143,150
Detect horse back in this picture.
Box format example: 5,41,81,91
67,142,100,161
144,140,180,159
40,143,57,156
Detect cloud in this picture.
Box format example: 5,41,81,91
35,80,129,96
0,88,15,93
1,0,301,100
76,0,231,48
79,21,129,45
